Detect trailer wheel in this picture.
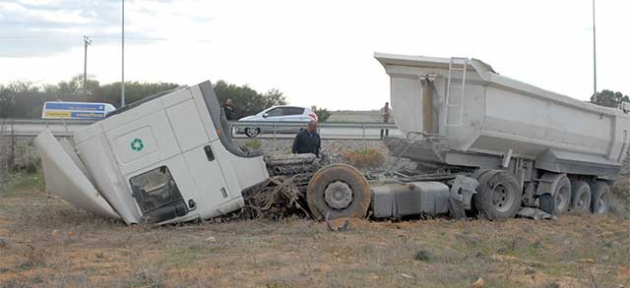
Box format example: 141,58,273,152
570,180,591,213
306,163,370,221
553,176,571,215
590,181,611,215
245,127,260,138
473,171,522,220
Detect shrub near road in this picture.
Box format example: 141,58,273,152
341,147,385,170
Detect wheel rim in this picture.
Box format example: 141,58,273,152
491,183,514,213
324,181,353,210
555,186,570,211
576,190,590,211
595,193,608,214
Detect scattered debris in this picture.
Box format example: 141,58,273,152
400,273,414,279
0,237,10,248
243,176,310,220
414,249,433,262
585,258,595,264
516,207,556,220
543,281,560,288
205,236,216,243
524,267,536,275
469,277,485,287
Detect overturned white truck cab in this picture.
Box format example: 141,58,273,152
36,83,275,224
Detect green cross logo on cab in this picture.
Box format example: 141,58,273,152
130,138,144,152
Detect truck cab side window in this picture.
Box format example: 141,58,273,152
129,166,188,223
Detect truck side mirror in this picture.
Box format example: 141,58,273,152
262,113,268,118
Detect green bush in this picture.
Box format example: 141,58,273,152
341,147,385,169
244,139,262,150
311,106,331,122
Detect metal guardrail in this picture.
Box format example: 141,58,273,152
0,118,400,140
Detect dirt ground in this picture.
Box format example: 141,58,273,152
0,173,629,288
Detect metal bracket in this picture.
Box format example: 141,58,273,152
502,149,513,168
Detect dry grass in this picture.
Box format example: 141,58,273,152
341,147,386,170
244,138,262,151
0,173,629,288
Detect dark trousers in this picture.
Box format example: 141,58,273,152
380,128,389,139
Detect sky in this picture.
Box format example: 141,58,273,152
0,0,628,110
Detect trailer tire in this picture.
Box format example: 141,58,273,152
553,176,571,215
570,180,591,213
307,163,371,221
590,181,611,215
473,171,522,220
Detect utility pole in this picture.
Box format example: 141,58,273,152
83,36,92,98
121,0,126,107
592,0,597,99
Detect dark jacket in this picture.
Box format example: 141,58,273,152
223,104,236,121
292,129,321,157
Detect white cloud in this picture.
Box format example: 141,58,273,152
0,2,91,24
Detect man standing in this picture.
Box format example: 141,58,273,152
222,98,236,121
292,120,321,157
380,102,391,140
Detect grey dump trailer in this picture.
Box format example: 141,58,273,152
33,54,629,225
373,53,630,219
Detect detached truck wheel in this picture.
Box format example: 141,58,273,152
307,163,371,221
473,171,522,220
590,181,611,215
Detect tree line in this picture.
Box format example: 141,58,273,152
0,76,329,120
591,90,630,108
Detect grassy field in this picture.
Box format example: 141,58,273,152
0,173,629,288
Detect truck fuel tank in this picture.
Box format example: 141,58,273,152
370,181,450,218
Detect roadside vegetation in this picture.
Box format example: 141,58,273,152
341,147,386,170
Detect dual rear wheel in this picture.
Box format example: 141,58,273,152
472,170,611,219
539,176,610,215
472,170,522,220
